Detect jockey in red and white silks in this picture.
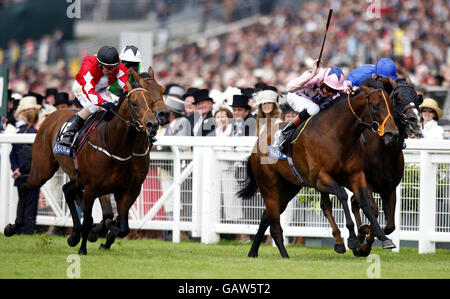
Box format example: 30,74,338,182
72,55,129,113
59,46,129,147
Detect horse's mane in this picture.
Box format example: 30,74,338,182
360,77,384,90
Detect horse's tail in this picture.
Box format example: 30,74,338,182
237,156,258,200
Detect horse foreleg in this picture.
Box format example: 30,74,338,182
78,192,95,255
316,172,361,252
248,211,270,258
320,193,345,254
351,179,395,250
63,181,83,247
89,195,114,243
381,191,396,235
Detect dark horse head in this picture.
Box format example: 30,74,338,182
130,66,171,126
377,76,422,138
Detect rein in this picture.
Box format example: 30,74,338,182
88,87,160,162
347,88,393,136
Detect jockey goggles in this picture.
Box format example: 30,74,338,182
322,83,339,94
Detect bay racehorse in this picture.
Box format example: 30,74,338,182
238,79,398,258
320,77,422,256
87,67,171,244
5,68,169,255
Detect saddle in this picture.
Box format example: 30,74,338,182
54,110,109,156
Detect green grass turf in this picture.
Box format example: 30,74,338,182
0,234,449,279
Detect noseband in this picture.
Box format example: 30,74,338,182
347,88,393,136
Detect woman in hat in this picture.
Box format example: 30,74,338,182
253,86,282,136
9,96,41,234
419,98,444,140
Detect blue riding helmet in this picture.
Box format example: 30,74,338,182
374,58,398,80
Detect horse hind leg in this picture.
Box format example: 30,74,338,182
248,211,270,258
320,193,345,254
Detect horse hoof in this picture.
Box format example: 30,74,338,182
4,224,19,237
78,248,87,255
88,231,98,243
347,238,362,251
248,251,258,258
382,239,396,249
67,234,80,247
98,243,109,250
334,243,346,254
352,248,365,257
358,224,370,235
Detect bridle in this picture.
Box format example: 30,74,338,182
88,87,161,162
390,82,418,125
110,87,162,132
347,88,393,136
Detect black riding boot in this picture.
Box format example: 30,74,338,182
279,110,311,151
59,114,85,147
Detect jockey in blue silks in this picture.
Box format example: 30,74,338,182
346,58,398,87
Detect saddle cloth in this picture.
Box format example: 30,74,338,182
268,116,313,160
53,110,108,156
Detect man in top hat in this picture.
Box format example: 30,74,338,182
44,88,58,106
54,92,71,109
164,83,185,100
187,89,215,136
182,87,198,118
230,94,256,137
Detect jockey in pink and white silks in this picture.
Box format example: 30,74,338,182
276,61,351,151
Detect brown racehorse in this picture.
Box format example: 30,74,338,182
238,79,398,258
87,67,171,244
320,77,422,256
4,68,169,255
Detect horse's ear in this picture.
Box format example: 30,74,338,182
378,77,395,94
125,80,133,92
148,66,155,78
131,69,141,83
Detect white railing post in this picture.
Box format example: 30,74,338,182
391,185,401,253
419,151,436,254
0,143,12,233
171,146,181,243
191,146,203,238
200,146,221,244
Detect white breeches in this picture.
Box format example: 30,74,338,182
72,82,119,114
286,92,320,116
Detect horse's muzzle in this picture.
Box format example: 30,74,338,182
157,111,170,126
146,121,159,138
383,130,399,146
